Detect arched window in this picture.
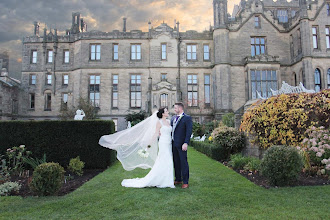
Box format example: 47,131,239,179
327,68,330,89
314,68,321,92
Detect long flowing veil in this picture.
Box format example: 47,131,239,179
99,112,159,171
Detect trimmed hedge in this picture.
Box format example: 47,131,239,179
0,120,116,169
190,140,227,161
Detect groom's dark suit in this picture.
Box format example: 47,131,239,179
171,113,193,184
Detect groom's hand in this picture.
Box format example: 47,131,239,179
182,143,188,151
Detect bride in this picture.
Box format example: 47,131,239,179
99,108,175,188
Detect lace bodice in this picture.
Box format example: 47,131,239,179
159,119,172,138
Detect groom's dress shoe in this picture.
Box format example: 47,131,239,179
174,181,183,185
181,184,189,189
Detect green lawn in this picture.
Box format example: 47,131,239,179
1,147,330,220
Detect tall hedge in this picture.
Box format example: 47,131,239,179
240,89,330,149
0,120,116,169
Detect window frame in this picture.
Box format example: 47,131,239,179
187,44,197,61
161,43,167,60
187,74,198,107
277,10,288,23
29,93,35,110
130,74,142,108
204,74,211,106
250,70,278,99
161,73,167,81
61,93,68,111
63,49,70,64
203,44,210,61
113,43,119,61
46,73,52,85
47,50,53,63
89,75,101,107
251,37,266,57
130,44,142,61
254,16,261,28
327,68,330,89
63,74,69,85
312,26,319,49
44,92,52,111
31,50,37,64
314,68,322,92
326,26,330,49
112,74,119,109
90,44,101,61
29,74,36,85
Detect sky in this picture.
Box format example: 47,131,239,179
0,0,240,79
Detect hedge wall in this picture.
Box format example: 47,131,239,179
190,140,227,161
0,120,116,169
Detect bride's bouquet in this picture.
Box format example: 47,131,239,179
137,145,151,158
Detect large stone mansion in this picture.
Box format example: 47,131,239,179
1,0,330,131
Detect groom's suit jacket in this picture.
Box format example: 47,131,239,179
171,113,193,148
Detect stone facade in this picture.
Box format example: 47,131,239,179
14,0,330,132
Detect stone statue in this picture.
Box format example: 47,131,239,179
127,121,132,129
74,109,85,120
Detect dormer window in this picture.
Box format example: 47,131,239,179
254,16,261,28
277,10,288,23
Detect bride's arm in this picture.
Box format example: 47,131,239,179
148,121,161,146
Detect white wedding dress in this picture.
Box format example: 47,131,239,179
121,120,175,188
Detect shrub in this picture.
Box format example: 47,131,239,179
0,182,21,196
0,120,116,169
125,111,147,126
240,90,330,149
228,154,250,170
59,97,99,120
244,158,261,172
30,162,65,196
222,113,235,128
68,156,85,176
0,155,10,184
260,145,303,186
211,125,246,159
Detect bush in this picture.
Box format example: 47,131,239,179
0,181,21,196
23,153,47,170
6,145,32,176
244,158,261,172
228,154,250,170
0,120,116,169
30,162,65,196
125,111,147,126
0,155,10,183
59,97,100,120
260,145,303,186
68,156,85,176
211,125,246,159
193,121,220,137
222,113,235,128
240,90,330,149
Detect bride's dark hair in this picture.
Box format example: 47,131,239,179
157,107,167,119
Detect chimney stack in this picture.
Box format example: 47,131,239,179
123,18,127,32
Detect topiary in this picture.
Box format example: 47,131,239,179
29,162,65,196
68,156,85,176
260,145,303,186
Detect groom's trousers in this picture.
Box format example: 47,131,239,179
172,144,189,184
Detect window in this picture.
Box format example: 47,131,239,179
112,75,118,108
187,45,197,60
204,75,210,105
113,44,119,61
293,73,297,86
46,74,52,85
61,93,68,111
112,119,118,132
31,50,37,64
160,94,168,108
44,93,51,110
203,45,210,60
327,3,330,16
188,75,198,107
90,44,101,60
161,43,167,60
89,75,100,107
251,70,277,99
326,27,330,49
47,50,53,63
64,50,70,63
251,37,266,56
277,10,288,23
297,29,302,54
255,16,260,28
29,93,35,110
161,73,167,81
30,74,36,85
291,10,296,18
312,26,319,49
63,74,69,85
130,74,141,108
131,44,141,60
315,68,321,92
327,69,330,89
290,34,294,58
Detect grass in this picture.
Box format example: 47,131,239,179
1,147,330,219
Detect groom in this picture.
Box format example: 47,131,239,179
171,102,193,189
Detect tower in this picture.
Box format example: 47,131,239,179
213,0,228,29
